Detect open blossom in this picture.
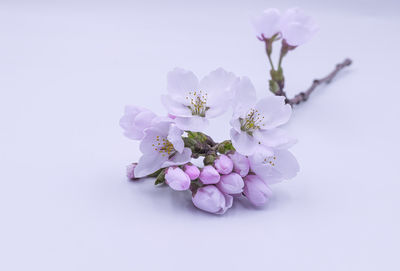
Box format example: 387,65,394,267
249,147,300,184
243,175,273,206
165,167,191,191
252,7,318,46
280,8,318,46
230,77,295,156
192,185,233,215
134,120,192,178
214,154,233,175
228,152,250,177
216,173,244,194
161,68,237,131
119,106,157,140
252,8,281,40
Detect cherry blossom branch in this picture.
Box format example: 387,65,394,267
286,58,352,106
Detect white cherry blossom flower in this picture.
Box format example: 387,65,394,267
280,7,319,46
162,68,237,132
230,77,295,156
251,8,282,40
134,120,192,178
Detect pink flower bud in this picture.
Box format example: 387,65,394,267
199,165,220,184
228,152,250,177
214,154,233,175
184,164,200,180
165,167,191,191
192,185,233,214
216,173,244,194
126,163,138,180
243,175,273,206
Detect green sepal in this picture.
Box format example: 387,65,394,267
269,80,279,94
187,131,208,143
203,155,215,165
183,137,197,149
147,168,163,178
217,140,235,154
270,68,284,82
154,168,166,185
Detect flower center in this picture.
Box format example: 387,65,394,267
186,90,208,117
152,136,175,157
240,108,265,133
263,155,276,167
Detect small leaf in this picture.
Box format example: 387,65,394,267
154,169,166,185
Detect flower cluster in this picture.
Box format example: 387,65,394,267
121,68,299,214
118,7,343,215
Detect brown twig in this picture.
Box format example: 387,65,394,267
286,58,352,106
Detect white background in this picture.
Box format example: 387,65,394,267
1,0,399,270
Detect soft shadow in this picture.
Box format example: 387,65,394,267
125,177,294,218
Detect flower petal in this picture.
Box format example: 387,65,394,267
167,68,199,95
230,129,258,156
255,96,292,129
134,153,168,178
249,148,299,184
119,106,156,140
162,148,192,167
205,105,228,118
230,117,242,133
215,193,233,215
134,110,157,130
161,95,192,117
281,8,319,46
199,68,237,107
251,8,282,39
254,128,297,149
139,121,170,154
120,115,145,140
167,124,184,153
174,116,209,132
273,149,300,180
231,76,257,112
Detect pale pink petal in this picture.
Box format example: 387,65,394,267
167,68,199,95
229,118,242,133
231,76,257,112
134,153,168,178
199,68,237,107
162,148,192,167
281,8,319,46
174,116,209,132
215,193,233,215
255,96,292,129
161,95,192,117
250,149,299,183
254,128,297,149
134,110,157,130
230,129,258,156
167,124,184,153
251,8,282,39
272,149,300,180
